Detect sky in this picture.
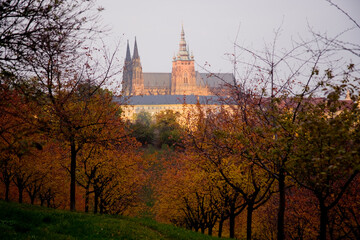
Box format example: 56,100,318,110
97,0,360,74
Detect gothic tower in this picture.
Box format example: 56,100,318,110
171,26,196,95
122,40,132,95
122,38,144,96
131,38,144,95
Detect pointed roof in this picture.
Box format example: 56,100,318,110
125,40,131,62
176,25,191,61
133,37,140,59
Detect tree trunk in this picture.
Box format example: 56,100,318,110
85,185,90,212
319,200,328,240
27,187,37,205
99,197,104,214
70,140,76,211
4,180,10,202
94,190,98,214
277,169,286,240
18,185,23,203
229,209,236,238
208,226,213,236
30,194,35,204
296,224,304,240
218,217,224,238
2,161,12,202
247,202,254,240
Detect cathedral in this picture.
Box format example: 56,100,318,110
122,26,233,97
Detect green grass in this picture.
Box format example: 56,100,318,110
0,200,222,239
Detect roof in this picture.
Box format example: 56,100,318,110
142,72,234,89
199,72,234,88
143,73,171,88
114,95,227,105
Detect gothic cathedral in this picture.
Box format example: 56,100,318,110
122,26,231,96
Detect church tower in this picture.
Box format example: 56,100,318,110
130,38,144,95
171,26,196,95
122,38,144,96
122,40,132,95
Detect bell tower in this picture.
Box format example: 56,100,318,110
171,26,196,95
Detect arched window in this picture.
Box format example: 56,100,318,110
135,70,140,83
184,72,188,84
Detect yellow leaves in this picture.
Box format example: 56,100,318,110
311,67,319,76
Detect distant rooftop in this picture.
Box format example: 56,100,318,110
142,72,234,89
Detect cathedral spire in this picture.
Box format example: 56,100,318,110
125,40,131,62
177,25,190,60
123,40,133,96
133,37,140,59
130,36,144,95
181,24,185,38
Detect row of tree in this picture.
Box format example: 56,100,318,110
0,79,148,212
151,90,359,239
125,83,360,239
0,0,143,213
150,3,360,237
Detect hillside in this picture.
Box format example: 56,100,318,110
0,201,222,240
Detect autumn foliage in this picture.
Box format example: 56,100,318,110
1,1,360,240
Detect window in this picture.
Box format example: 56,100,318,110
184,72,188,84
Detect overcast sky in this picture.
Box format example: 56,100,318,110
98,0,360,74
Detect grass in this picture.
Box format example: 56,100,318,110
0,200,223,239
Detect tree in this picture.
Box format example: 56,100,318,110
154,151,221,235
27,138,66,206
183,105,274,239
72,98,144,214
0,0,120,211
0,0,97,74
218,22,347,239
0,85,39,202
130,111,154,146
211,182,245,238
329,177,360,239
77,137,144,215
288,93,360,240
55,89,128,211
153,110,183,148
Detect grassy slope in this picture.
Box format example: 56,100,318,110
0,200,222,240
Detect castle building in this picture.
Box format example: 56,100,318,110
120,26,234,120
118,28,357,121
122,26,233,97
